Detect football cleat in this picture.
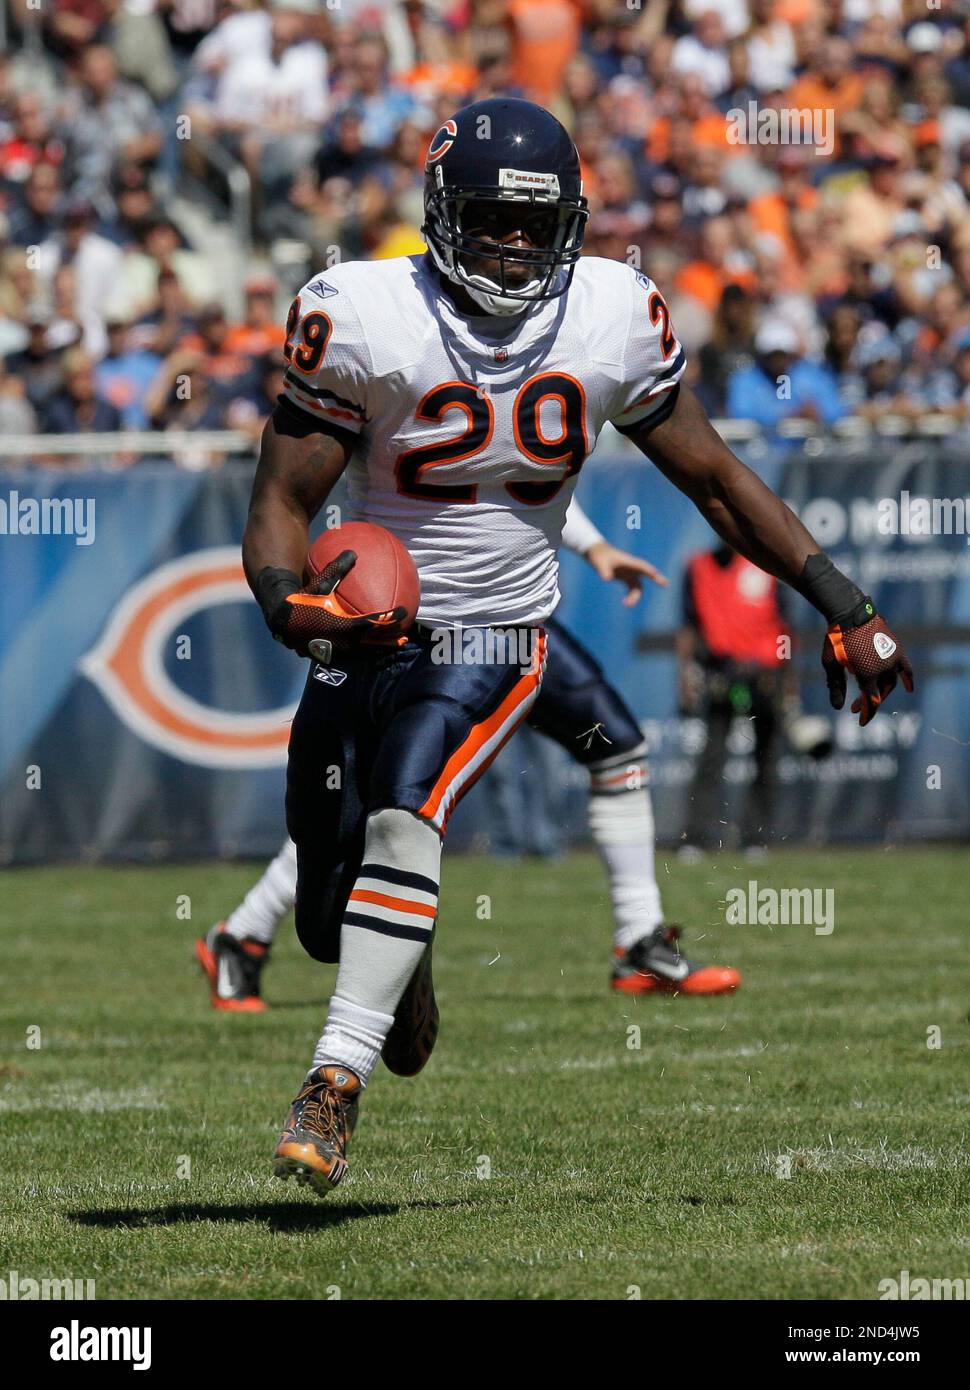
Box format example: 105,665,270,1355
382,927,439,1077
611,926,741,996
194,922,270,1012
273,1066,361,1195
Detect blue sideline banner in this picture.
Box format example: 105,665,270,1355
1,446,968,864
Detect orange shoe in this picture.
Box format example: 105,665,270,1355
611,926,741,996
273,1066,361,1196
195,922,269,1012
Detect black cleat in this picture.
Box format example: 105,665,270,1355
382,928,439,1076
611,926,741,996
195,922,270,1012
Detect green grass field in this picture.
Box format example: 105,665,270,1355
1,846,967,1300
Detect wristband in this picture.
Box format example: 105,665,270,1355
253,566,301,638
794,553,874,630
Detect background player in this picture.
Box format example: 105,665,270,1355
244,98,912,1196
197,497,742,1013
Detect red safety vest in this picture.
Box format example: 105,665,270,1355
688,552,787,668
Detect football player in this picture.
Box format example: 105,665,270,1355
243,98,913,1195
197,497,741,1013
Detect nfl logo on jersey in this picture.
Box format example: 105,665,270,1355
493,347,509,362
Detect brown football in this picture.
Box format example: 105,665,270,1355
304,522,420,630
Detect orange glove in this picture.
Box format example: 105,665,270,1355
257,552,406,661
821,613,914,728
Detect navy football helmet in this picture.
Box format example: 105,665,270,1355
422,98,588,316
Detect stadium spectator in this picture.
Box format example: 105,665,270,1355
48,265,85,351
143,346,233,434
223,276,285,357
221,349,287,441
37,199,124,356
744,0,796,93
58,44,164,207
176,302,256,392
784,37,865,158
6,163,63,247
0,354,37,436
928,326,970,421
338,34,417,149
95,312,163,430
102,165,159,251
839,334,922,421
507,0,581,107
131,267,200,357
4,305,66,415
190,0,329,209
824,303,863,384
671,11,731,99
0,92,65,188
120,214,210,314
40,345,123,433
0,247,42,331
725,320,845,429
696,284,756,415
841,141,910,254
314,107,384,189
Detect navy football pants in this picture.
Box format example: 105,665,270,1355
287,617,642,961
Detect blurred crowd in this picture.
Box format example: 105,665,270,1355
3,0,970,457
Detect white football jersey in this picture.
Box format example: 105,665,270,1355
280,254,685,627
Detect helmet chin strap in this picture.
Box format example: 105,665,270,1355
461,274,536,316
427,238,539,316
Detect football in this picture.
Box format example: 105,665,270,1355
304,521,420,633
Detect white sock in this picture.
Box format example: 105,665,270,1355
224,838,297,945
311,809,441,1086
313,995,394,1083
587,744,664,951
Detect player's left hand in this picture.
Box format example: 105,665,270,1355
585,541,668,607
821,613,914,727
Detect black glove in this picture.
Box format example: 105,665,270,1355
254,551,406,661
821,613,914,728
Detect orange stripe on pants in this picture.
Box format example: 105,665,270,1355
419,629,547,830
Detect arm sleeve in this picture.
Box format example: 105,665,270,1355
608,267,688,436
561,495,606,555
279,277,371,436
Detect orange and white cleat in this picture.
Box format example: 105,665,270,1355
273,1066,361,1196
611,926,740,996
195,922,270,1012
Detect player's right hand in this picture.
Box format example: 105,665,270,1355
256,552,407,661
821,613,914,728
